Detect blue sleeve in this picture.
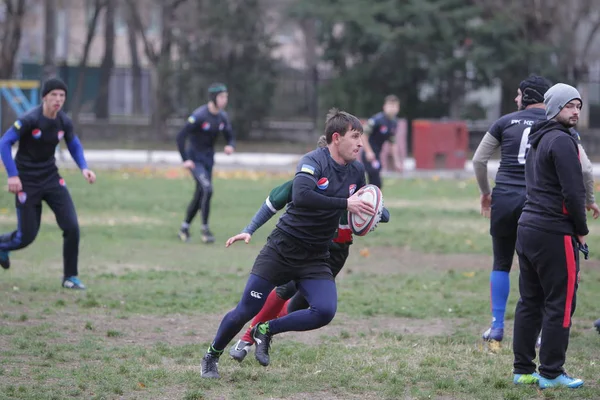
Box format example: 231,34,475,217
66,136,89,170
241,202,277,235
176,124,191,160
0,127,20,177
223,115,235,148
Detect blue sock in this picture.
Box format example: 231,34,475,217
490,271,510,329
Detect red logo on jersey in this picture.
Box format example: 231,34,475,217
18,191,27,204
58,130,64,140
380,125,389,134
202,122,211,131
349,184,357,196
59,178,66,187
32,129,42,139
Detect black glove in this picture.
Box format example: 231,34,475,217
577,242,589,260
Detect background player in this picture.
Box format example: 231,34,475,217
176,83,235,244
200,109,373,379
0,77,96,289
225,136,390,362
472,75,598,346
361,95,403,188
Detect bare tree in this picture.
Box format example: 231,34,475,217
127,0,188,140
125,2,142,115
71,0,106,131
0,0,27,79
42,0,57,81
95,0,115,119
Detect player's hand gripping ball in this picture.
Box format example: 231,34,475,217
348,184,384,236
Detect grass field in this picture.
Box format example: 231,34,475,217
0,168,599,400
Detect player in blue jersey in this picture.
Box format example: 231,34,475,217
361,95,403,188
472,75,598,350
200,109,374,379
176,83,235,244
0,78,96,289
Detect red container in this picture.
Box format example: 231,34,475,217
412,120,468,170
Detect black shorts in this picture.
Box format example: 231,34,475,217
490,184,526,237
251,228,333,286
328,245,350,277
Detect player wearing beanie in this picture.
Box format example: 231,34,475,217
176,83,235,244
0,77,96,289
472,75,597,357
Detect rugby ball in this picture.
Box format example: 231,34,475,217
348,184,384,236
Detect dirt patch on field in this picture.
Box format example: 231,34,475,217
341,246,495,276
2,310,462,350
0,214,163,226
344,246,600,276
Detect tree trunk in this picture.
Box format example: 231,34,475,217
126,5,143,115
42,0,57,81
71,0,105,132
0,0,26,79
95,0,115,119
152,3,175,141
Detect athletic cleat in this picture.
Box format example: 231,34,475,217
62,276,86,290
0,250,10,270
482,326,504,342
201,228,215,244
178,227,190,242
229,339,252,362
594,318,600,334
200,353,220,379
513,373,541,385
538,373,584,389
251,323,272,367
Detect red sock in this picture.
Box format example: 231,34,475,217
277,300,291,317
240,290,286,343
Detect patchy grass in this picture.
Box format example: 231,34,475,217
0,171,599,399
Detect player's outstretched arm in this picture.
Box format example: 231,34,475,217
0,126,22,193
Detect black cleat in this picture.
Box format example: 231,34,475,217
0,251,11,270
201,228,215,244
200,353,220,379
178,227,190,242
594,318,600,334
229,339,252,362
251,323,272,367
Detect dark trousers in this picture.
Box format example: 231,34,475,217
513,225,579,379
362,152,382,189
184,162,214,226
0,174,80,277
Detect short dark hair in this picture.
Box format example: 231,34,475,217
324,108,363,144
384,94,399,104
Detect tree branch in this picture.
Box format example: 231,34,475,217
125,0,158,63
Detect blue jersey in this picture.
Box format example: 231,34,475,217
276,147,366,248
366,112,397,156
488,108,546,187
10,106,80,179
176,105,234,163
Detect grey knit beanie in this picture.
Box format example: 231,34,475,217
544,83,582,120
